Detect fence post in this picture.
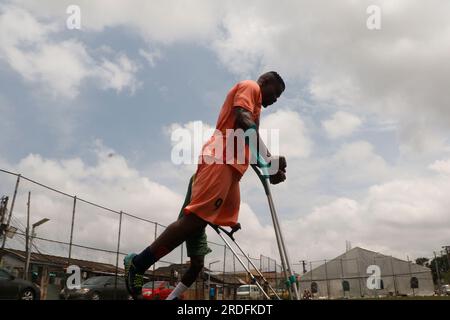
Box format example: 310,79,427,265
1,174,21,250
340,259,345,298
355,257,363,297
407,256,414,296
152,223,158,292
389,256,398,296
356,258,363,298
247,253,250,279
373,257,377,298
68,196,77,266
222,245,226,299
274,260,277,293
324,259,330,299
114,211,123,300
233,253,236,299
181,242,184,265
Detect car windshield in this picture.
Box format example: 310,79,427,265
0,268,12,279
143,281,166,289
237,286,250,292
82,277,108,286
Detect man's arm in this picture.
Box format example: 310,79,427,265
234,107,287,184
234,107,271,166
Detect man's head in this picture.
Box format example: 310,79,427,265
257,71,285,107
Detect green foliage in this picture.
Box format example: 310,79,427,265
428,255,449,285
415,257,429,266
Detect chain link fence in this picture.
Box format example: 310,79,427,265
0,169,288,300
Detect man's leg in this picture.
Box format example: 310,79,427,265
166,255,204,300
165,229,212,300
165,221,212,300
124,213,207,297
166,175,212,300
138,213,207,265
125,175,205,299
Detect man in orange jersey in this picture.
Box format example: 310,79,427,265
124,72,287,300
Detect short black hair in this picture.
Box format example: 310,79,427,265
268,71,285,90
259,71,285,91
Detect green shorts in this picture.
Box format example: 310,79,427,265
178,174,212,257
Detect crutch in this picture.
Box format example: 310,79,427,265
209,222,282,300
251,164,300,300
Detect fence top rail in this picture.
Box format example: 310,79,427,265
0,168,162,221
121,211,158,225
0,168,228,249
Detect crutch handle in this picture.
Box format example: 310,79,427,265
226,223,241,240
230,223,241,234
208,222,241,241
251,164,271,195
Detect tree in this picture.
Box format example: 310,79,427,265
415,257,429,267
428,255,450,285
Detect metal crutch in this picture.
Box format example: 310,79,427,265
208,223,274,300
251,164,300,300
209,223,282,300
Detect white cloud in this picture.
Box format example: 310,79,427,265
429,159,450,175
97,54,141,94
11,0,223,44
397,121,450,156
284,198,363,260
7,1,450,155
210,1,450,154
260,109,313,159
284,169,450,261
331,141,391,185
322,111,362,139
0,5,140,99
139,48,162,68
0,142,184,262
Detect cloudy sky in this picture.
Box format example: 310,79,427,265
1,0,449,272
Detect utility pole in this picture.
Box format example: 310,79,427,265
25,192,31,280
434,251,442,295
294,260,308,274
0,196,8,240
442,246,450,270
301,260,307,274
1,175,21,250
25,218,50,284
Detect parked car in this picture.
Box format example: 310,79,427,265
60,275,132,300
142,281,183,300
0,267,41,300
441,284,450,295
236,284,262,300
